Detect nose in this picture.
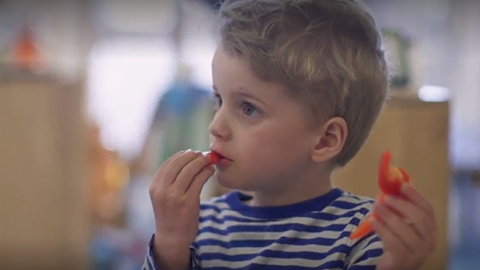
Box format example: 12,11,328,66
209,107,232,141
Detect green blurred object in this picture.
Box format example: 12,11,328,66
382,29,411,88
0,48,5,74
152,80,213,165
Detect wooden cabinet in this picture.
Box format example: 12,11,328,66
333,94,450,270
0,78,90,270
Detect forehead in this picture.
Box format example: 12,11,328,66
212,45,319,127
213,46,260,86
212,45,283,96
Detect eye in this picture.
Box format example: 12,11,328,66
213,93,222,110
241,102,258,117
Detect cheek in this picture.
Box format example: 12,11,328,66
238,125,309,167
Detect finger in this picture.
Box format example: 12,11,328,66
371,217,409,257
401,184,435,218
186,166,216,197
384,195,435,241
375,204,423,254
161,151,202,187
401,185,438,246
151,150,187,186
173,154,211,193
165,150,189,164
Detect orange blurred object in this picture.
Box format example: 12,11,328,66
12,26,44,71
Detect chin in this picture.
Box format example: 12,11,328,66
215,173,239,190
215,173,253,191
215,172,259,192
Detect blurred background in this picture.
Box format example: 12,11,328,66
0,0,478,269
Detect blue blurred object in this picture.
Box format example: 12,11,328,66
202,0,224,11
449,170,480,270
91,226,148,270
150,79,213,168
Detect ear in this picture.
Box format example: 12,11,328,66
311,117,348,163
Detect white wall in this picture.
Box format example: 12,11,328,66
366,0,480,169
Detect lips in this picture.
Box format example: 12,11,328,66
209,147,229,160
203,150,231,167
210,147,235,166
204,151,221,166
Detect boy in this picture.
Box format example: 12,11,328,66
144,0,437,269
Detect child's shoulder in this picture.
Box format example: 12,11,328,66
327,190,376,217
199,190,376,215
199,192,232,213
336,191,376,206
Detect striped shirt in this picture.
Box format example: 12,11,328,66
143,188,383,270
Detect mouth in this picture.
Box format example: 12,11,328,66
209,149,233,168
209,148,231,160
203,150,231,166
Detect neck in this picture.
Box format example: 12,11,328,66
248,167,333,207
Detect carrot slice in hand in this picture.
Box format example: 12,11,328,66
378,151,409,196
350,151,411,240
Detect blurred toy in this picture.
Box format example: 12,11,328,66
12,25,44,71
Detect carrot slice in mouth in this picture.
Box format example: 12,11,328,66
203,151,222,166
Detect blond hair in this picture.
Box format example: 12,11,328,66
218,0,389,167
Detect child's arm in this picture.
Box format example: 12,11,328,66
144,150,216,270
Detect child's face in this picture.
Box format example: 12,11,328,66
209,45,321,192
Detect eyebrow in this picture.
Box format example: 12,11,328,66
212,85,269,107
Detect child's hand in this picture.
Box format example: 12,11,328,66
149,150,215,270
372,184,437,270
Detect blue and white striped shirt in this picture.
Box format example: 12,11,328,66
143,188,383,270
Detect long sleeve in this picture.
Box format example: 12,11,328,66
142,235,160,270
142,235,200,270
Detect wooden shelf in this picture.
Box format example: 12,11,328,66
333,96,450,270
0,78,90,270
